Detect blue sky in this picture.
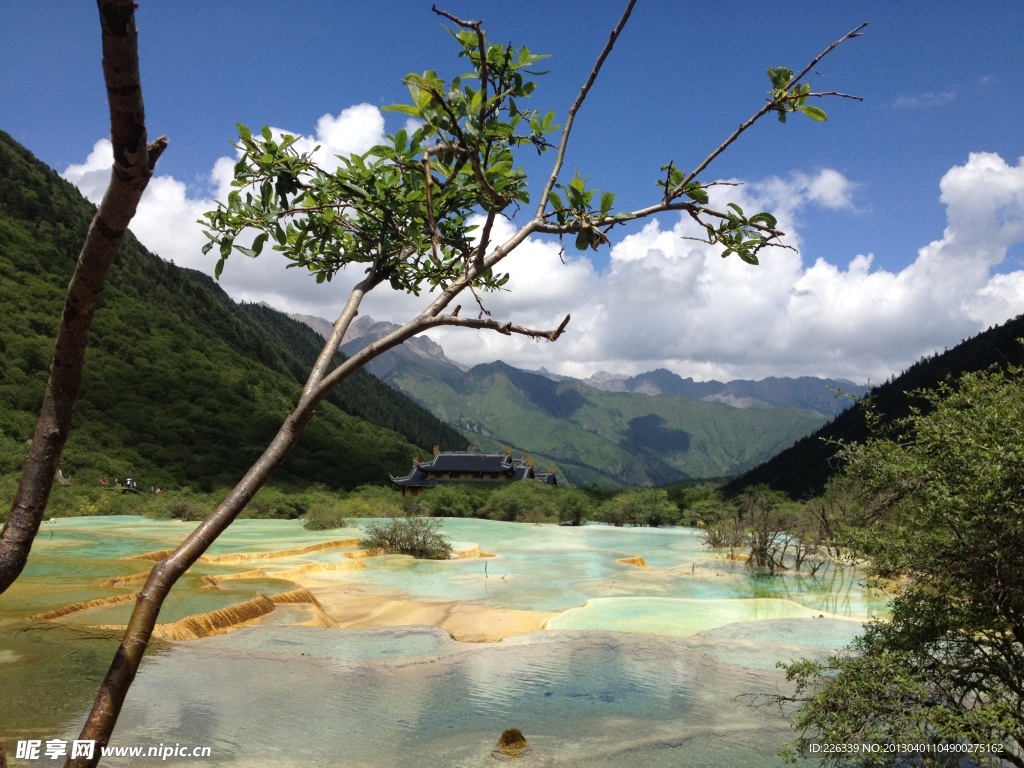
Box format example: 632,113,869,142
3,2,1024,383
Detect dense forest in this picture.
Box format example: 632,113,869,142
0,130,465,492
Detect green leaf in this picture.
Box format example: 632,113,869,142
237,123,252,140
600,191,615,215
685,186,709,205
799,105,828,122
575,229,591,251
727,202,744,216
383,103,422,117
261,125,272,141
215,258,225,279
394,128,408,152
767,66,793,90
749,212,778,229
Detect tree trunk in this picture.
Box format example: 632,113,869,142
67,398,319,767
0,0,165,594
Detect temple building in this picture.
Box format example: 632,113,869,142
390,449,558,497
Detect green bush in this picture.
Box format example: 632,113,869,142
410,484,477,518
670,483,723,526
481,481,558,523
143,489,212,521
557,488,595,526
238,486,306,519
302,501,349,531
338,484,405,518
359,514,451,559
596,488,678,527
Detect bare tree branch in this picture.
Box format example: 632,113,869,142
683,23,866,187
786,23,868,94
0,0,166,595
535,0,638,218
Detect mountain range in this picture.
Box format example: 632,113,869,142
296,314,867,487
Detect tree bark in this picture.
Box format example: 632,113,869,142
69,384,322,766
0,0,166,594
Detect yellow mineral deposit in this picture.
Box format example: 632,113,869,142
447,544,497,559
29,592,139,621
200,569,270,587
200,560,365,589
200,538,361,563
299,584,558,643
99,570,152,587
146,594,278,640
124,548,176,561
344,548,384,559
270,560,366,581
87,588,340,640
617,556,648,567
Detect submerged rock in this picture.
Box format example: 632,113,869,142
494,728,529,758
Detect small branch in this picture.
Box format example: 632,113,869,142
804,90,863,101
431,5,482,30
301,271,378,398
534,201,786,238
787,23,867,92
470,286,491,317
475,209,497,271
683,23,866,187
422,149,441,264
427,84,509,206
425,313,572,341
535,0,638,218
317,304,569,395
429,8,492,163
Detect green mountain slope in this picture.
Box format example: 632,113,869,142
0,130,464,491
724,313,1024,499
391,360,825,487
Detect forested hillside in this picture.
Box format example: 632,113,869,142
725,312,1024,498
0,130,464,491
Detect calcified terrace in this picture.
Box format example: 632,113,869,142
1,516,888,766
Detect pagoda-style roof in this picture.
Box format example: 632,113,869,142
390,451,557,490
424,452,515,473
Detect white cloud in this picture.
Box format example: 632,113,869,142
432,155,1024,383
63,120,1024,385
62,141,113,203
890,90,959,109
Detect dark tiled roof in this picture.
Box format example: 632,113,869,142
391,452,558,489
424,452,514,472
390,466,432,487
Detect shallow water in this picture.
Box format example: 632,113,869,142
0,516,888,766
